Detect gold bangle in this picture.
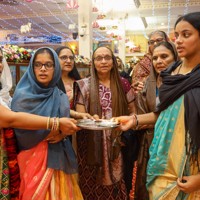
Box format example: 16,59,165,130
57,117,60,132
46,117,50,130
132,114,139,130
74,111,78,118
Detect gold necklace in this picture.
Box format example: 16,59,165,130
176,64,182,74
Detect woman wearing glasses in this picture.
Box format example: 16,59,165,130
11,47,83,200
55,46,80,108
116,12,200,200
74,46,135,199
129,41,179,200
132,30,169,93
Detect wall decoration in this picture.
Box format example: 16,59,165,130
66,0,79,9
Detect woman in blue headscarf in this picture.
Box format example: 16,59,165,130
11,47,83,200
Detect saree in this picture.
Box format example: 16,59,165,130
131,53,152,87
11,47,82,200
74,77,134,199
129,64,158,200
147,61,200,199
0,129,10,200
0,128,20,200
17,141,82,200
147,96,200,200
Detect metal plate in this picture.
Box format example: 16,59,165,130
77,119,119,130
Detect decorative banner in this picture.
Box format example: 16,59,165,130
92,6,98,12
92,21,100,28
66,0,79,9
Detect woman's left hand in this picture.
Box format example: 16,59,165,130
177,174,200,193
76,112,93,119
46,131,65,143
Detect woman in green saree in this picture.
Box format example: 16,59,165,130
115,11,200,200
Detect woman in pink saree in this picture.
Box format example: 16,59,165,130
11,47,83,200
74,46,135,199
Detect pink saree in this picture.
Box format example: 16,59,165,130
18,141,83,200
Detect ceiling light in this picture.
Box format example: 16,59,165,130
133,0,141,8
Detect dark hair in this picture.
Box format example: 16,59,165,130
153,41,179,62
115,56,125,71
174,12,200,34
55,46,81,80
33,48,54,63
90,46,128,117
148,30,169,42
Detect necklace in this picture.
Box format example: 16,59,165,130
176,64,182,74
172,64,182,75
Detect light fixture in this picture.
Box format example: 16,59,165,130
133,0,141,8
141,17,147,28
20,22,32,34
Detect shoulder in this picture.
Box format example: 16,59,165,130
75,77,90,87
120,77,131,93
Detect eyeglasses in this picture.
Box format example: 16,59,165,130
94,55,112,62
59,55,74,61
34,62,54,70
148,38,164,45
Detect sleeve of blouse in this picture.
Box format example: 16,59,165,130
75,90,85,106
120,77,135,103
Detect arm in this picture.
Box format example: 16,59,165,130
0,105,80,136
115,112,159,131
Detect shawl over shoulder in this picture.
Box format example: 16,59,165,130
11,47,77,174
156,61,200,151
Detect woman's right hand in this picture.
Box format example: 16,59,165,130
131,81,144,93
114,115,136,131
59,118,80,136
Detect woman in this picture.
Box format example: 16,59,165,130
74,46,135,199
56,46,80,107
116,56,130,82
132,30,169,93
0,57,12,108
116,12,200,199
129,41,179,200
11,47,83,200
0,47,80,200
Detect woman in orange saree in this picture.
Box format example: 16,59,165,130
11,47,83,200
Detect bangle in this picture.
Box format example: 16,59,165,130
57,117,60,132
46,117,50,130
74,111,78,118
51,117,59,131
132,114,139,130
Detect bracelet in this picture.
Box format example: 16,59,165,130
56,117,60,131
46,117,50,130
132,114,139,130
74,111,79,118
51,117,56,131
51,117,59,131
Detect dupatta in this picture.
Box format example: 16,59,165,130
11,47,77,174
156,61,200,153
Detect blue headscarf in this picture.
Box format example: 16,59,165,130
11,47,77,173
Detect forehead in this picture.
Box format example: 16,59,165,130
94,47,112,56
59,48,73,55
34,52,53,60
150,32,164,40
153,45,172,55
175,20,196,32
